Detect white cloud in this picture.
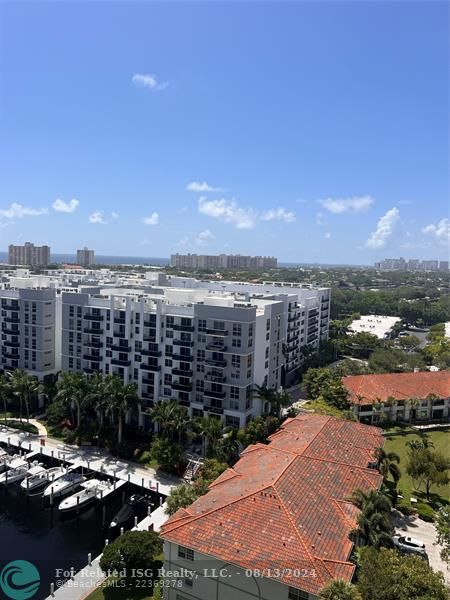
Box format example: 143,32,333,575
186,181,223,193
111,212,119,219
52,198,79,213
260,207,296,223
366,207,400,249
196,229,214,246
142,212,160,225
198,197,257,229
132,73,168,91
320,195,374,214
0,202,47,219
324,232,331,239
89,210,108,225
422,218,450,243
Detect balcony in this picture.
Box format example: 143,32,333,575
204,374,226,383
3,340,20,348
2,351,19,359
204,389,226,399
171,381,193,392
206,328,228,336
172,368,193,377
113,331,126,338
143,320,156,328
114,317,126,324
179,399,191,408
173,339,194,347
172,353,194,362
110,344,132,352
143,335,156,343
173,323,195,332
140,363,161,372
142,376,155,385
140,349,162,357
2,328,20,335
204,405,224,415
84,327,103,335
288,314,299,322
2,303,19,311
4,316,20,323
84,314,104,321
84,366,101,374
206,344,227,352
85,340,103,348
205,359,227,368
83,354,103,362
111,358,131,367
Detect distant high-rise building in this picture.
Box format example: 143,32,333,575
8,242,50,266
439,261,449,271
421,260,439,271
376,257,447,271
77,247,95,266
170,253,278,270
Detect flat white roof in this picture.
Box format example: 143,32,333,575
349,314,401,339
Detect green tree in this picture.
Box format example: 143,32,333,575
150,399,189,441
357,546,450,600
349,489,393,548
194,415,224,457
166,483,199,516
150,437,183,474
435,506,450,566
104,376,139,444
375,447,401,486
406,447,450,500
55,371,90,429
319,579,362,600
99,530,163,585
8,369,40,422
0,374,11,422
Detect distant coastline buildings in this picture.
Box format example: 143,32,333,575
76,247,95,267
170,253,278,270
375,257,449,271
8,242,51,267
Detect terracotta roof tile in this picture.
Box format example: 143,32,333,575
343,371,450,405
161,414,384,595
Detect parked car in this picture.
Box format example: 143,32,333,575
393,534,428,558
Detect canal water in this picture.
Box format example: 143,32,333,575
0,458,152,600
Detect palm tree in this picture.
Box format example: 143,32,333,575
195,415,224,457
349,488,393,548
408,397,420,424
8,369,40,422
270,389,292,418
374,447,401,485
215,428,241,464
0,374,11,423
150,400,181,439
105,376,139,444
55,372,90,429
253,383,275,416
319,579,362,600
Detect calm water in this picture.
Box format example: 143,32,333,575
0,456,154,600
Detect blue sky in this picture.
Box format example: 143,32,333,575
0,1,448,263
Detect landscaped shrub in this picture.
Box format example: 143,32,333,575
416,502,435,522
396,499,416,516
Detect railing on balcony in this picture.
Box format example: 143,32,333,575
110,344,132,352
205,358,227,368
83,354,103,362
1,303,19,311
4,316,20,323
2,351,20,359
204,374,226,383
113,331,126,338
172,353,194,362
3,340,20,348
171,381,193,392
2,328,20,335
143,335,156,342
204,405,224,415
173,323,195,332
206,343,227,351
173,339,194,347
172,368,193,377
111,358,131,367
84,314,104,321
206,328,228,336
114,317,126,324
84,340,103,348
140,363,161,372
84,366,101,374
204,389,226,399
140,348,162,357
83,327,103,334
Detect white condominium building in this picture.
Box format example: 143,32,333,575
60,280,330,428
0,288,60,378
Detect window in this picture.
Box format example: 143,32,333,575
166,316,174,328
225,415,240,428
230,386,240,399
232,323,242,336
198,319,206,332
288,587,308,600
231,354,240,367
178,546,194,561
232,338,242,348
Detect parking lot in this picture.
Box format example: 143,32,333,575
392,509,450,584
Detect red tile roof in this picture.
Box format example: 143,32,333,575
161,414,383,595
343,371,450,406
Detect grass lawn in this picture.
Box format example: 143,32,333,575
383,426,450,509
85,578,162,600
3,419,39,434
301,399,349,419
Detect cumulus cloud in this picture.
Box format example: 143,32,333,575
320,195,374,214
422,218,450,243
198,197,257,229
260,207,296,223
186,181,223,193
0,203,48,219
132,73,168,91
142,212,160,225
196,229,214,246
52,198,79,213
366,207,400,249
89,210,108,225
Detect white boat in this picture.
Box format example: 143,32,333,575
58,479,103,512
0,452,21,474
0,460,43,486
42,471,86,499
21,465,67,492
